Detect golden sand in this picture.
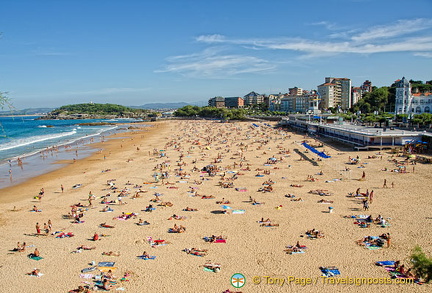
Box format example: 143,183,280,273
0,120,431,293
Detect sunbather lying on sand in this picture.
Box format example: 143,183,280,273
183,207,198,211
204,262,221,272
306,229,325,238
137,219,150,226
102,251,120,256
27,268,42,277
158,202,173,207
77,245,96,250
169,224,186,233
168,214,186,220
317,199,334,203
184,248,208,256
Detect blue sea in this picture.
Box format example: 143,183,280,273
0,116,145,189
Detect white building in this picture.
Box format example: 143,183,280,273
395,77,432,115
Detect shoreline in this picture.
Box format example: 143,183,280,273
0,121,162,204
0,122,151,191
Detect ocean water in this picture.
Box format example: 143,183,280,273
0,116,144,189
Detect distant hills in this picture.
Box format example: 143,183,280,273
131,101,207,110
0,108,55,115
131,102,190,110
0,101,207,115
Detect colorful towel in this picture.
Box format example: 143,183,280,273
98,267,117,272
203,267,215,272
214,239,226,243
81,267,96,273
320,267,340,277
28,255,43,261
375,261,395,266
137,255,156,260
232,210,245,214
98,262,115,267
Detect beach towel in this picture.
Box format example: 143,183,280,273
232,210,245,214
221,205,232,209
137,255,156,260
367,246,382,250
214,239,226,243
28,255,43,261
98,267,117,272
98,262,115,267
375,261,395,266
320,267,340,277
80,273,94,279
81,267,96,273
203,267,215,272
291,250,305,254
137,222,150,226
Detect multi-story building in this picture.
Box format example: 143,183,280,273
351,80,373,107
225,97,244,108
267,93,285,111
288,87,303,96
317,82,338,109
361,80,372,93
395,77,432,115
208,96,225,108
243,91,265,106
281,94,311,113
351,87,362,106
317,77,352,110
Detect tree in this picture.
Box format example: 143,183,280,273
174,105,200,117
354,87,389,113
410,246,432,283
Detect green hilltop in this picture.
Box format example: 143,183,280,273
41,103,149,119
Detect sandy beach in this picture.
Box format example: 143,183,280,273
0,120,431,293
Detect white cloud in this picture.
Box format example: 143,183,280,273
194,18,432,58
195,34,226,43
310,21,338,30
160,18,432,78
414,52,432,58
351,18,432,42
157,48,275,78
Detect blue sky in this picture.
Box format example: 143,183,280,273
0,0,431,110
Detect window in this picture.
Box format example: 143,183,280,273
425,106,430,113
416,106,421,113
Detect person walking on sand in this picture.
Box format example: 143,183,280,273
61,184,64,193
369,190,374,204
383,179,388,188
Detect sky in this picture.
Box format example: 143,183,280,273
0,0,431,110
